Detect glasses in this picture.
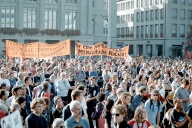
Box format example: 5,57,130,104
153,94,158,97
112,113,120,117
59,126,64,128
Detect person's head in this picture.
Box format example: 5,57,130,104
60,72,67,80
49,75,55,83
46,67,52,74
148,84,155,93
97,93,106,102
157,79,162,86
54,96,63,109
117,92,131,105
119,81,127,90
182,79,189,88
0,83,6,89
105,83,112,91
77,85,86,96
105,99,114,110
164,73,169,80
131,79,138,86
173,97,182,109
116,88,125,98
138,75,143,82
0,71,6,79
30,98,45,114
0,89,8,100
112,105,127,124
24,76,32,85
18,72,24,80
42,97,50,110
52,118,65,128
133,105,147,122
70,100,82,118
12,86,22,97
151,90,160,101
112,84,118,95
89,76,96,84
71,90,83,103
15,96,26,109
36,67,41,74
139,86,147,96
42,81,49,91
10,103,21,112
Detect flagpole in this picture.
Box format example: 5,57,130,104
108,0,111,48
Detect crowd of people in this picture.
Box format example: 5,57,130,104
0,57,192,128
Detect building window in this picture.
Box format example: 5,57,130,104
172,24,177,37
141,25,144,38
189,0,192,4
64,11,77,30
141,12,144,21
150,0,153,5
130,27,134,36
172,0,177,3
121,27,124,35
160,8,164,19
172,8,177,19
1,7,15,28
24,8,36,28
145,25,149,37
136,12,140,21
45,10,57,29
188,10,192,20
126,27,129,35
103,19,108,34
155,24,159,37
150,10,154,20
45,0,58,3
141,0,144,7
146,11,149,20
146,0,149,6
180,24,185,37
160,24,163,36
180,9,185,20
160,0,163,3
131,14,134,21
155,0,159,4
117,28,120,36
128,2,130,9
131,1,134,9
104,0,108,9
155,9,159,19
150,25,153,37
180,0,185,4
92,19,95,34
136,26,139,37
137,0,140,8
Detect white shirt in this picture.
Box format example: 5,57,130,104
0,78,10,87
156,86,165,98
81,97,87,116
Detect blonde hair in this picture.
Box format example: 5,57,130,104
133,105,146,121
115,92,131,106
30,98,44,111
112,104,127,116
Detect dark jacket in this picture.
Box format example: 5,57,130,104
119,120,132,128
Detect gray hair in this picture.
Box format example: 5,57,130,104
70,100,81,109
52,118,64,128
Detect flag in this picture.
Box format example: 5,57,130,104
186,50,191,59
126,54,133,63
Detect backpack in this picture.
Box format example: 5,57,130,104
37,90,50,98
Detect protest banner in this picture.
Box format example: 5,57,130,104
1,110,23,128
6,40,23,57
6,40,71,58
75,42,129,58
23,42,39,58
38,40,71,58
75,42,107,56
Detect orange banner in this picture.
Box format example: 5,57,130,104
75,42,129,58
38,40,70,58
6,40,23,57
6,40,71,58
